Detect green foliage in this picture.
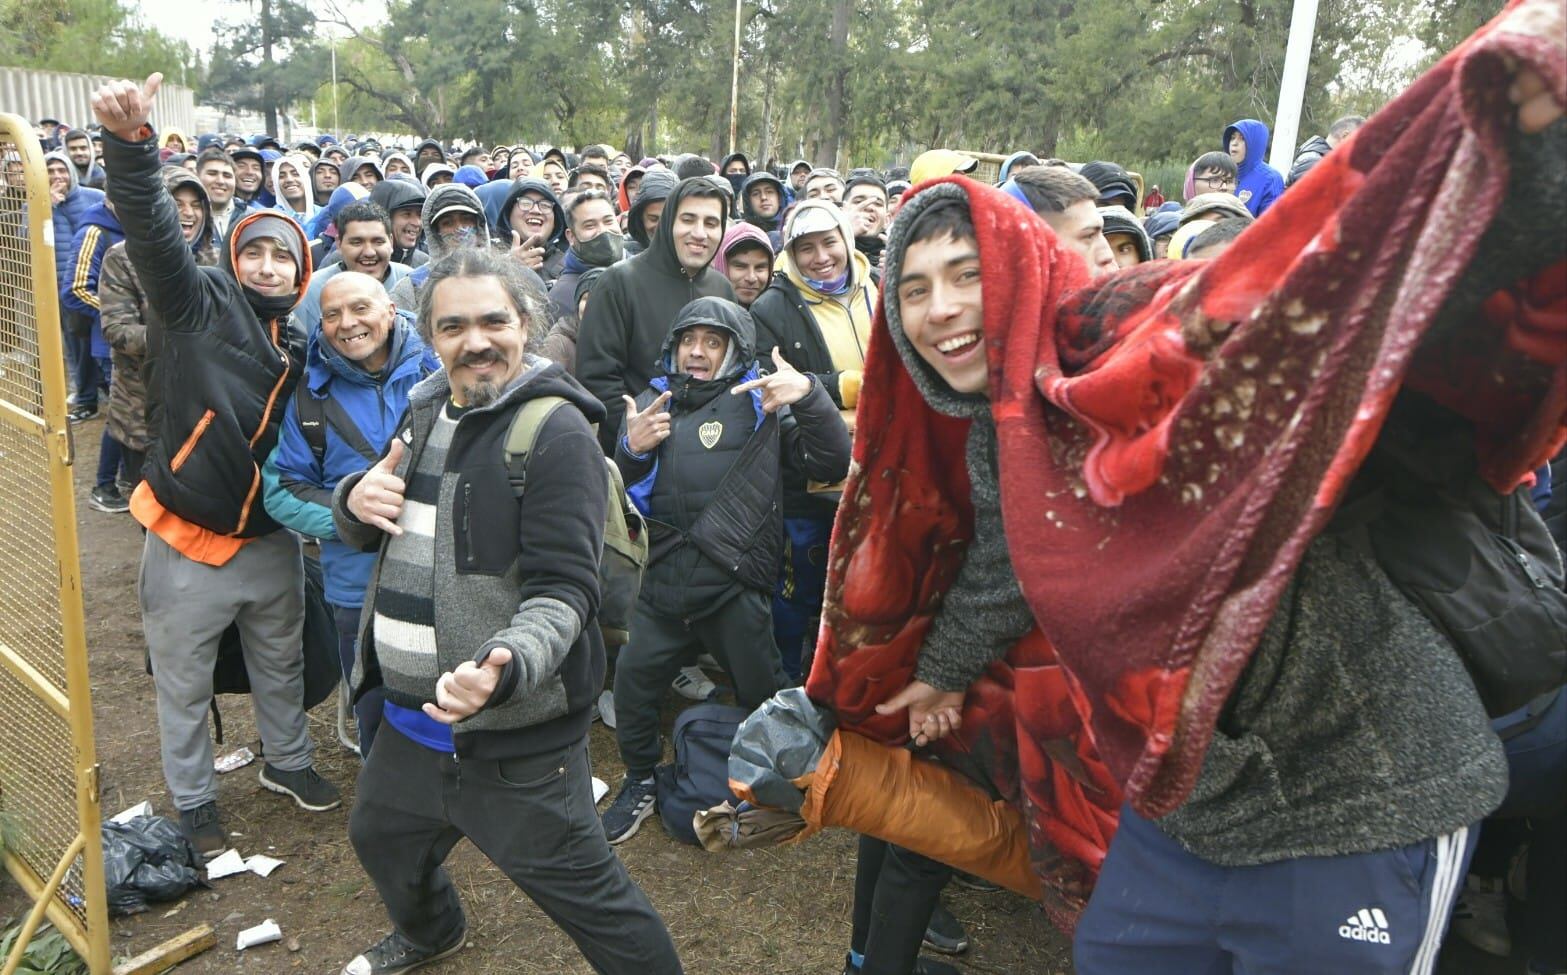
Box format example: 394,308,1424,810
0,923,89,975
0,0,199,86
204,0,329,134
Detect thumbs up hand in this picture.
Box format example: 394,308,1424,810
423,647,513,723
731,347,814,414
347,438,407,535
622,389,673,455
90,73,163,142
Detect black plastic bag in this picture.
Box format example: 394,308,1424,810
102,815,206,916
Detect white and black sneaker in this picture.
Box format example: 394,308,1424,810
601,774,657,844
341,929,465,975
259,763,342,812
671,665,716,701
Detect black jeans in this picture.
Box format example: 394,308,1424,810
851,836,953,975
349,726,683,974
614,588,787,777
331,605,383,755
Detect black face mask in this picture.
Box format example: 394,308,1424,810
572,231,625,268
725,172,747,196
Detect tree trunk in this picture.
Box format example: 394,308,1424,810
822,0,850,168
759,55,775,169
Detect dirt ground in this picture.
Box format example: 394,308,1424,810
0,420,1072,975
0,419,1520,975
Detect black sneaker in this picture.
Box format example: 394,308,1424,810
88,484,129,513
922,902,970,955
341,929,465,975
259,763,342,811
67,404,98,423
601,774,657,844
178,801,227,860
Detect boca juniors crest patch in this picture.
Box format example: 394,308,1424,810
699,420,723,449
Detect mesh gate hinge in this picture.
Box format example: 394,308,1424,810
54,425,74,466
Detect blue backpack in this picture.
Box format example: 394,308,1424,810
655,703,749,845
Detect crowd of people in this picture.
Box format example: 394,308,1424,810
19,13,1565,972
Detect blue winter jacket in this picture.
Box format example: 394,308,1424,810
1223,118,1286,217
261,321,439,608
60,202,124,359
46,150,105,293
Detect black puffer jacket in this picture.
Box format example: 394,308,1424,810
1287,135,1333,187
616,297,850,618
103,128,306,538
578,178,737,452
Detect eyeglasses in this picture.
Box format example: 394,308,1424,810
511,198,552,213
1195,175,1236,189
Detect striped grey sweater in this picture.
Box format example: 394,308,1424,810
369,404,456,696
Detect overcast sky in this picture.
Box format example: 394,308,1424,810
130,0,381,55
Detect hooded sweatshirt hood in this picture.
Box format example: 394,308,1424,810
306,181,372,240
879,179,1087,419
412,139,446,175
421,164,456,189
45,149,80,196
658,295,756,390
628,169,679,248
1098,205,1152,262
617,164,649,213
740,171,787,231
719,152,752,198
997,151,1040,185
1222,118,1285,217
646,178,729,281
713,221,775,275
63,127,101,181
778,198,871,299
163,164,219,260
339,155,385,186
380,152,417,181
496,178,566,248
370,175,427,216
270,152,318,221
1222,119,1272,179
421,183,490,260
222,208,313,316
453,165,489,189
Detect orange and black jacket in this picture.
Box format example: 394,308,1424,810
102,129,309,539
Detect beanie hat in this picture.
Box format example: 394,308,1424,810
234,214,304,275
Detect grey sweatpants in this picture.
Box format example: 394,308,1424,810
139,529,313,811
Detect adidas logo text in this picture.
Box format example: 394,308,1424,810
1338,907,1391,945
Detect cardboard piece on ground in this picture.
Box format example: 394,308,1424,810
236,919,283,950
112,924,216,975
205,849,248,880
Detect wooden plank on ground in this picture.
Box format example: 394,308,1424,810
111,924,215,975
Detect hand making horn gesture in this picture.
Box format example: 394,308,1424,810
89,72,163,142
622,390,673,455
731,347,814,414
347,439,407,536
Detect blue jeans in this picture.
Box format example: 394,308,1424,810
332,604,383,757
1075,804,1478,975
772,516,831,680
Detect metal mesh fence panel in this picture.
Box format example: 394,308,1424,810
0,114,110,974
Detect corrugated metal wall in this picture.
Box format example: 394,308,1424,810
0,67,196,135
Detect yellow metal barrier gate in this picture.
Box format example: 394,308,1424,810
0,113,112,974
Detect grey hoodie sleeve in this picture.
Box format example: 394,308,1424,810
914,417,1037,693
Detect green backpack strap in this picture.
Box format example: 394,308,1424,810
503,395,570,492
502,395,648,646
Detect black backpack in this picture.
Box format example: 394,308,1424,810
655,703,749,846
1332,406,1567,718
